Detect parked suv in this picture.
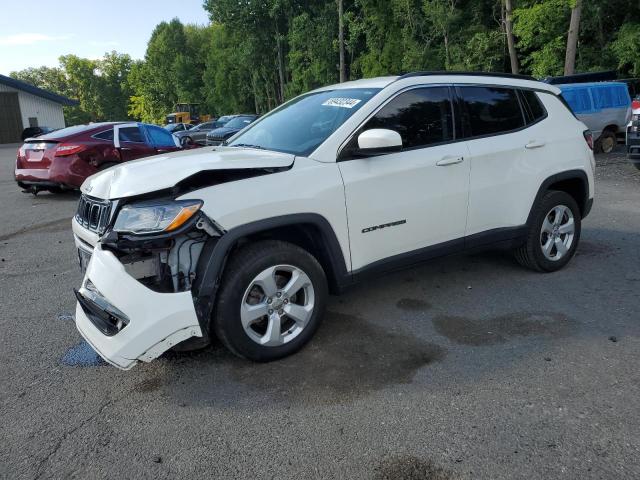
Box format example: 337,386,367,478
15,122,182,193
72,73,595,369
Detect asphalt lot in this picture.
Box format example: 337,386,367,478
1,144,639,480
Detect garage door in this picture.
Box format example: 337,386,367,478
0,92,23,143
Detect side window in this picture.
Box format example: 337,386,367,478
363,87,454,149
94,129,114,141
459,86,524,137
119,126,145,143
520,90,547,124
147,125,177,148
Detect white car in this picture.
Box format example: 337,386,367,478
72,72,595,369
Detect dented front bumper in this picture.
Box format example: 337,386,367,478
75,246,202,370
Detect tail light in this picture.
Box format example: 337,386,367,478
55,144,87,156
583,130,593,150
632,99,640,110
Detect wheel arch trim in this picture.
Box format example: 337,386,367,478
527,169,591,224
191,213,350,329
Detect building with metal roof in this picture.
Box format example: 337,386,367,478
0,74,79,143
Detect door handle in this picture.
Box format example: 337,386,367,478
436,156,464,166
525,140,546,149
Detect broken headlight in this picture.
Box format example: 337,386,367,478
113,200,202,235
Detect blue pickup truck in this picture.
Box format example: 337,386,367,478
558,82,631,153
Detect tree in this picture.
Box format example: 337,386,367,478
423,0,460,70
98,51,133,121
611,22,640,76
513,0,568,77
504,0,519,73
564,0,582,75
338,0,347,82
59,55,102,124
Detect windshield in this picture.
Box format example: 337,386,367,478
225,116,256,129
228,88,380,156
164,124,180,132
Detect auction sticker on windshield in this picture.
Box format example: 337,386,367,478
322,98,362,108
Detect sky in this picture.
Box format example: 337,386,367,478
0,0,209,75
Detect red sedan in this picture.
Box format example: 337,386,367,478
15,122,182,194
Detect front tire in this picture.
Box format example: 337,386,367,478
515,190,581,272
213,240,328,361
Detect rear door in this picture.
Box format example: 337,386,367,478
114,123,156,161
459,85,542,236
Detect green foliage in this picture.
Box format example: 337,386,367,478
10,52,132,125
10,0,640,125
611,22,640,76
513,0,569,77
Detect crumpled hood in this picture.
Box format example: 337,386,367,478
81,146,295,199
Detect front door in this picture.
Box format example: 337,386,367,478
338,86,471,272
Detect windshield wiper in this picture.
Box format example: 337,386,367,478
230,143,266,150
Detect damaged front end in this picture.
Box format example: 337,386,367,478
73,195,223,369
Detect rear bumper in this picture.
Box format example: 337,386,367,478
75,246,202,370
15,169,77,189
15,155,96,189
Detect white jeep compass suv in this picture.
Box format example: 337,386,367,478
72,72,595,369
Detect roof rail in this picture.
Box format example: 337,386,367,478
397,71,536,81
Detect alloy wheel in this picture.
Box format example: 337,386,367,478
539,205,575,261
240,265,315,346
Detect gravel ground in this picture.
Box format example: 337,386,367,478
1,145,639,480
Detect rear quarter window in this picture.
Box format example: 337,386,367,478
520,90,547,123
93,129,114,141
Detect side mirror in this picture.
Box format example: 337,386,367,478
356,129,402,156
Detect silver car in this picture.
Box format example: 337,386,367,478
174,121,218,146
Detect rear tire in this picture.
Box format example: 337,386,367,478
213,240,328,361
597,130,616,153
515,190,581,272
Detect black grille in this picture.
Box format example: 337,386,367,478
76,195,111,234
